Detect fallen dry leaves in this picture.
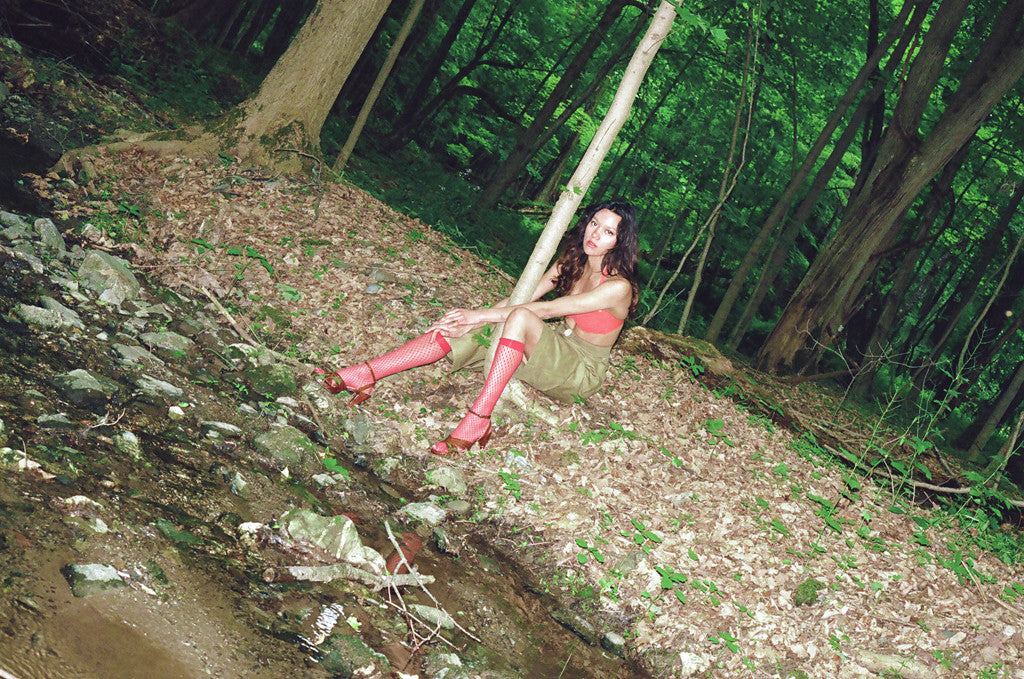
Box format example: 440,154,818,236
45,150,1024,678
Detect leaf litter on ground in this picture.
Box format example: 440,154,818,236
42,151,1024,678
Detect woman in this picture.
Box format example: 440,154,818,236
321,200,639,456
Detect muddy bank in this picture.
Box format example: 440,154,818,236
0,211,647,679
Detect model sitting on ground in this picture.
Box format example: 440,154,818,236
320,200,640,456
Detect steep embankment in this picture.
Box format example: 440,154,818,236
29,148,1024,678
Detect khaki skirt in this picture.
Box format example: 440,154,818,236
446,322,612,403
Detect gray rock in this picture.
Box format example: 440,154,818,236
229,471,248,498
78,250,141,302
14,303,83,331
40,296,85,328
399,502,448,526
135,374,185,401
1,212,31,240
280,508,385,574
253,424,319,470
62,563,126,597
601,631,627,656
113,431,142,461
202,421,244,438
139,331,195,360
35,218,66,256
550,607,598,644
364,283,383,294
37,413,78,430
51,369,120,411
408,604,455,630
444,499,472,515
111,343,164,367
426,466,468,495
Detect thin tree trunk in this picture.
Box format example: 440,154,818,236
981,409,1024,478
928,220,1024,437
471,0,634,214
678,4,760,334
334,0,425,173
969,362,1024,462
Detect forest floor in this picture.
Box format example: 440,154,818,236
4,27,1024,679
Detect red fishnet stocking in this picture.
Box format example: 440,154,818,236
432,338,524,453
326,331,451,393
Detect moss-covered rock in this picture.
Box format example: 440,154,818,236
244,363,297,397
793,578,826,606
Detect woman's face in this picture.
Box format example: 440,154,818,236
582,208,621,259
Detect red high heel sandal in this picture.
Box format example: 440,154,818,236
315,363,376,408
431,409,492,456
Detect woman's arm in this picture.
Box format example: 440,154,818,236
430,275,629,337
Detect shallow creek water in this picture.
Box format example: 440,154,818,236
0,236,647,678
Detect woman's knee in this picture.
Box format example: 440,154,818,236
504,307,542,330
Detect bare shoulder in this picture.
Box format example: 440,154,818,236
598,275,632,299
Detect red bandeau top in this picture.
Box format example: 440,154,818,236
567,274,625,334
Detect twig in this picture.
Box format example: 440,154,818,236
383,522,482,644
87,408,127,430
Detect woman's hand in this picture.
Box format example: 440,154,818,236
428,308,490,338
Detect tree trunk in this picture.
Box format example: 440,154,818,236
183,0,392,172
334,0,425,173
471,0,634,214
679,5,760,335
703,0,925,344
847,139,973,395
383,0,480,147
967,360,1024,462
756,0,1024,375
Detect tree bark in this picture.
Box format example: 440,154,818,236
756,0,1024,375
174,0,393,172
847,139,973,395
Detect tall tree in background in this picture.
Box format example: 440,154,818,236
756,0,1024,375
471,0,639,214
157,0,392,172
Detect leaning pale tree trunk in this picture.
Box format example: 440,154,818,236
334,0,425,173
496,0,678,419
677,3,760,335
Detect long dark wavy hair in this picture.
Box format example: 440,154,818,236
553,200,640,315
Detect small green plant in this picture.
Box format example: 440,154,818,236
497,471,521,500
574,538,605,564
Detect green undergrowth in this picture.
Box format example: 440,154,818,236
333,146,547,279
